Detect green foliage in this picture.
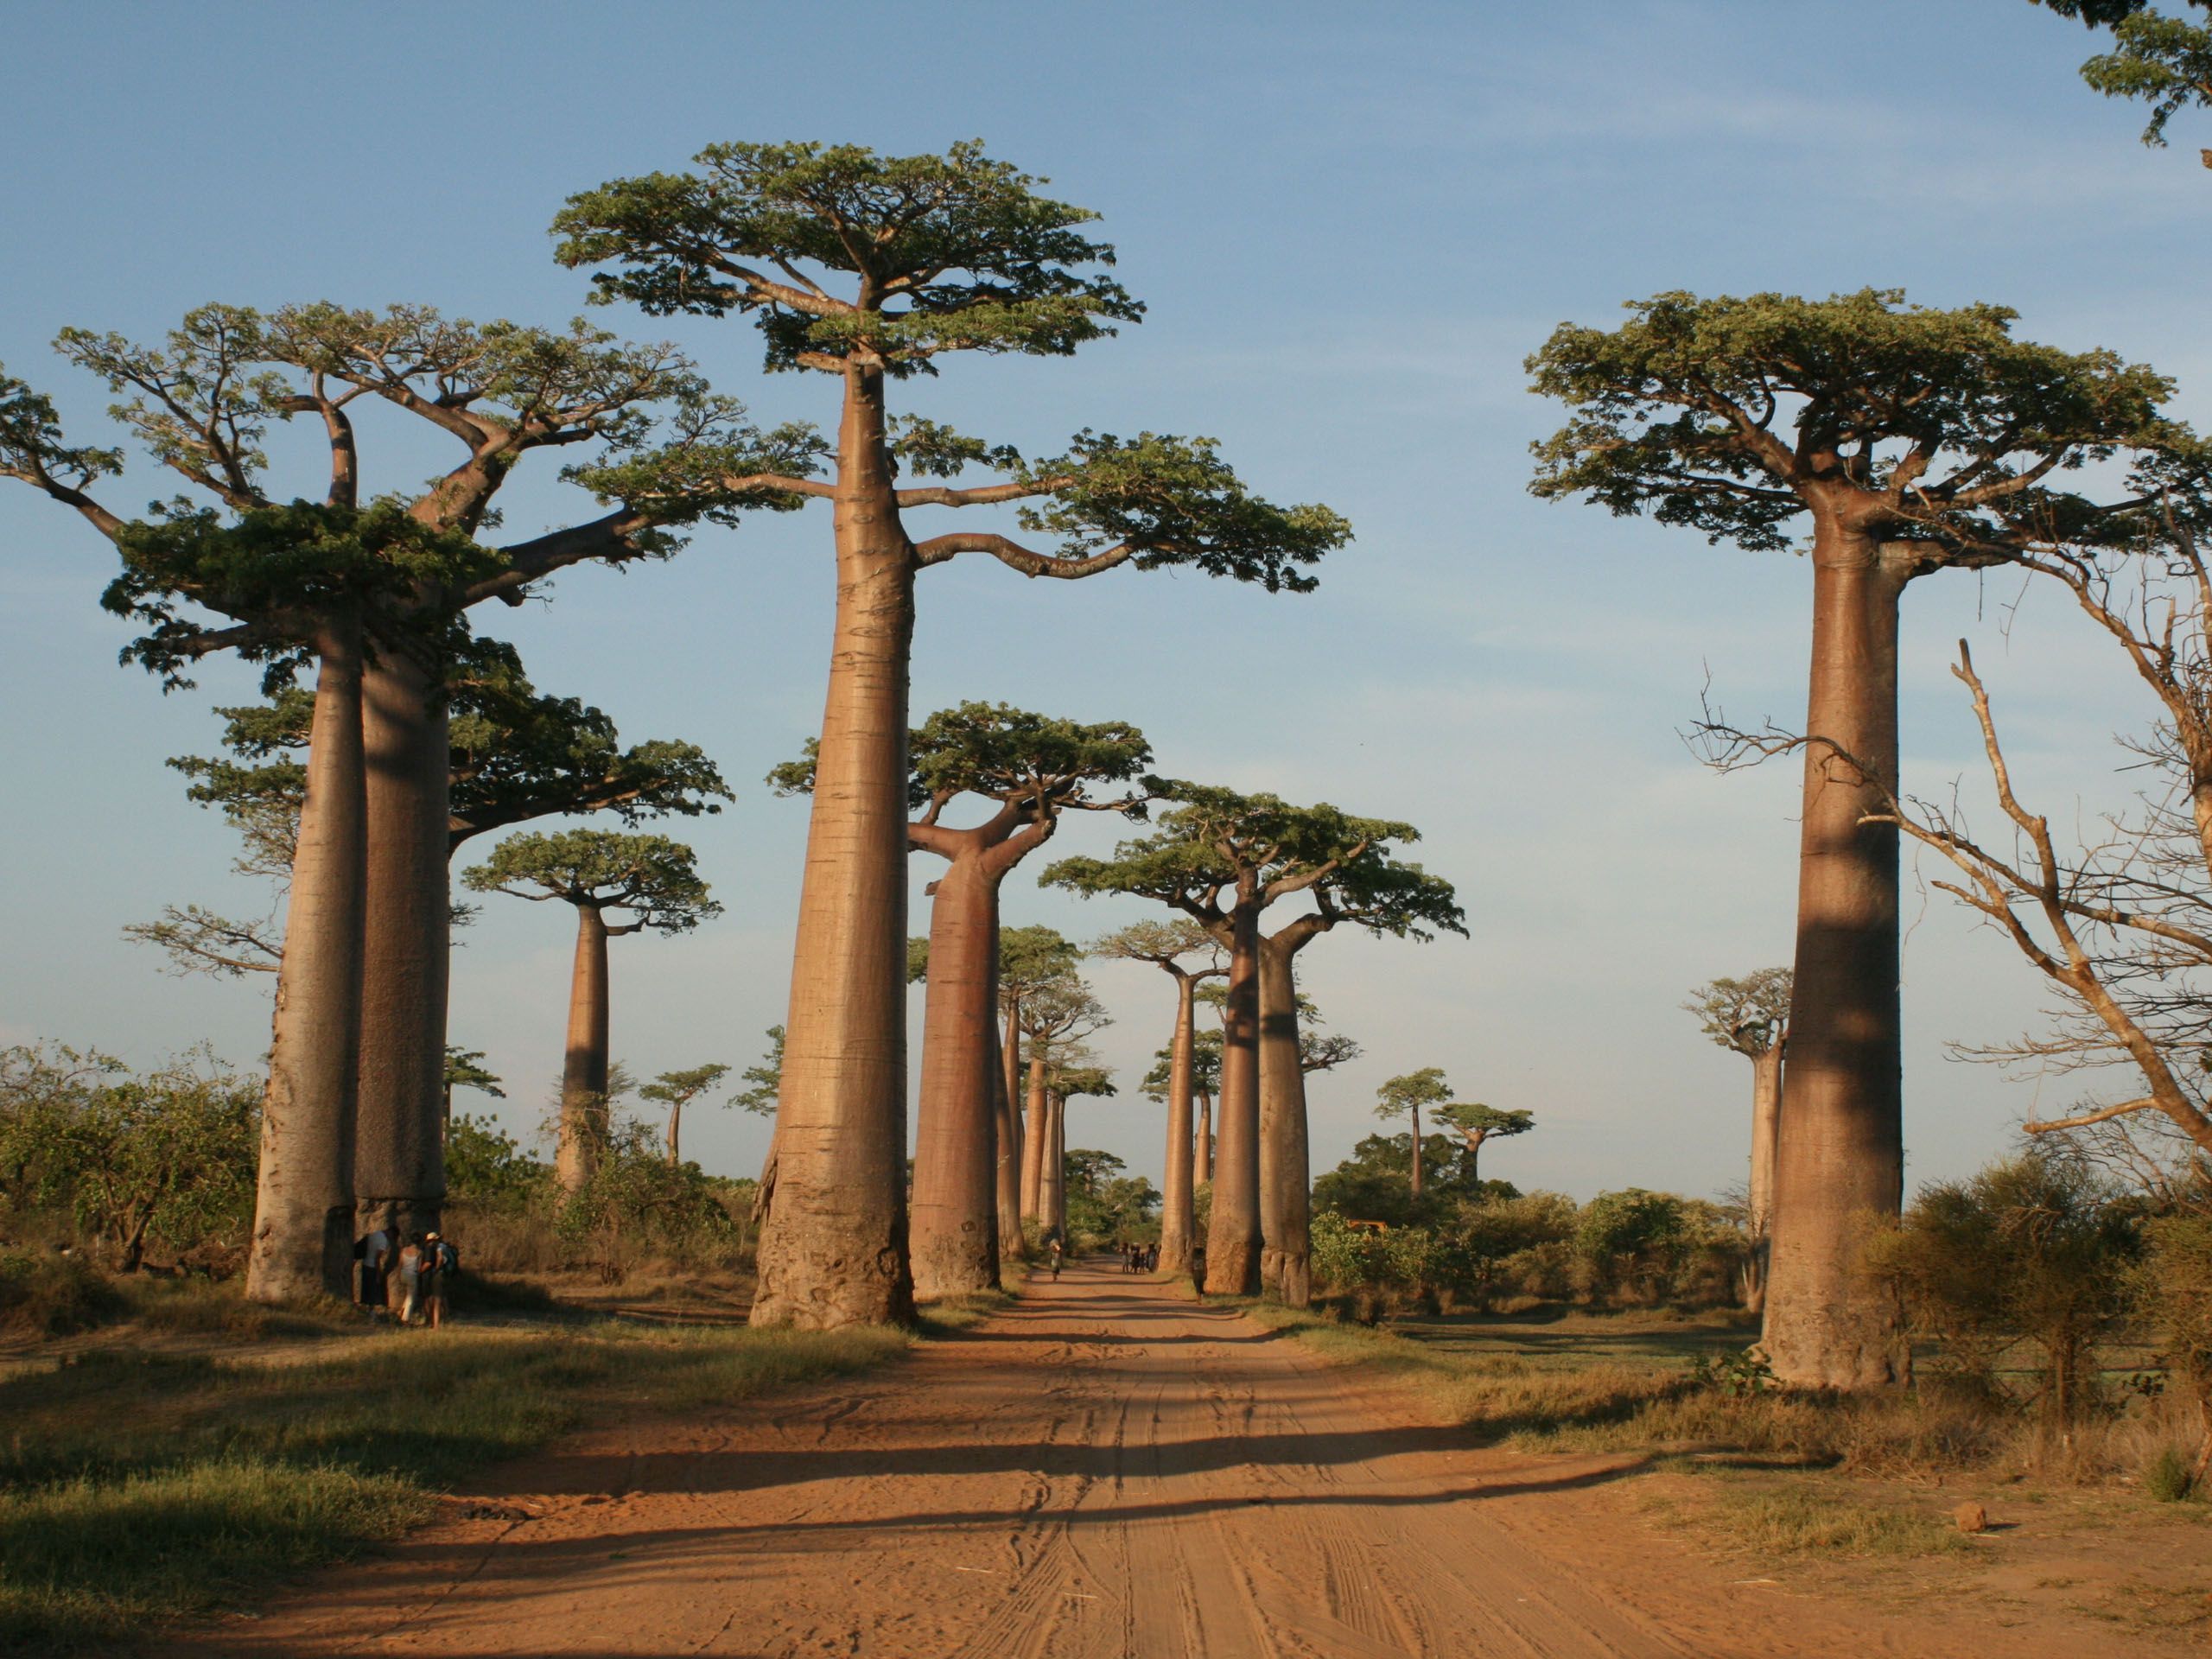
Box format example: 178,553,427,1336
554,138,1144,375
2139,1213,2212,1428
1684,967,1791,1058
1438,1101,1536,1146
461,829,720,933
1865,1155,2141,1421
1063,1154,1160,1247
733,1027,784,1116
2145,1443,2197,1501
1063,1147,1125,1198
1376,1067,1454,1125
1045,781,1463,940
998,925,1083,1002
1527,288,2173,554
772,701,1152,818
639,1065,730,1113
1312,1133,1488,1227
556,1120,741,1282
442,1116,544,1215
2035,1,2212,150
0,1250,126,1338
0,1046,257,1271
442,1048,505,1104
1142,1028,1223,1101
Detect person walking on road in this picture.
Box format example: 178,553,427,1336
1046,1236,1064,1280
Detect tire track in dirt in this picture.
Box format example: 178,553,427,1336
161,1261,2171,1659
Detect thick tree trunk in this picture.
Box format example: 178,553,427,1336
1158,975,1198,1277
1255,936,1313,1306
1020,1051,1049,1224
1046,1090,1067,1239
995,1006,1026,1258
1409,1104,1424,1198
1195,1090,1213,1187
910,855,1002,1297
1744,1040,1784,1315
556,904,611,1193
751,365,916,1329
247,624,367,1304
1205,891,1262,1294
354,651,450,1245
666,1100,683,1166
1764,529,1909,1389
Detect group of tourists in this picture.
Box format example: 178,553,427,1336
353,1227,459,1327
1122,1242,1159,1274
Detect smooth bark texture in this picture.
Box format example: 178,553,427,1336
246,627,367,1304
557,906,613,1193
1764,528,1910,1389
751,366,917,1329
1745,1040,1784,1315
1195,1090,1213,1188
1158,976,1199,1277
1409,1103,1424,1197
909,856,1002,1296
996,1004,1025,1257
1204,887,1262,1295
1255,934,1314,1306
354,652,450,1241
1021,1052,1050,1224
1044,1090,1067,1240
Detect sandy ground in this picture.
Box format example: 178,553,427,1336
168,1259,2196,1659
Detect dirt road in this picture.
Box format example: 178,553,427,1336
182,1261,2152,1658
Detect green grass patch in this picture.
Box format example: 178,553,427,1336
0,1321,907,1653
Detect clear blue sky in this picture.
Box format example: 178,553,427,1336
3,0,2205,1203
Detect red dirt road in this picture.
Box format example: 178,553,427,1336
179,1261,2160,1658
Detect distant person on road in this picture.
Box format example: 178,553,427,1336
1191,1243,1206,1287
1145,1243,1159,1272
1046,1236,1064,1280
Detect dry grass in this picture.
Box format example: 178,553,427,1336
1651,1477,1976,1560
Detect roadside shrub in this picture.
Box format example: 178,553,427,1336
556,1121,741,1283
2138,1213,2212,1486
1866,1154,2139,1429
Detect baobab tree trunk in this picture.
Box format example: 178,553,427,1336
666,1099,683,1166
1195,1090,1213,1187
1255,938,1313,1306
1764,529,1909,1389
752,363,917,1330
910,855,1001,1297
354,652,449,1244
557,905,612,1193
1021,1051,1049,1224
1046,1090,1067,1239
995,1007,1025,1259
1745,1039,1784,1315
1158,976,1199,1277
1409,1103,1424,1198
1205,893,1262,1295
247,625,367,1304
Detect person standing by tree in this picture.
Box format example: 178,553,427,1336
556,140,1350,1329
463,831,721,1192
1529,289,2172,1387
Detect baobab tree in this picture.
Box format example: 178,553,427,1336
1435,1101,1535,1186
1016,978,1112,1226
772,705,1147,1296
639,1065,733,1166
1048,785,1459,1300
1144,1027,1224,1187
1686,968,1791,1310
997,927,1084,1253
556,140,1350,1328
463,831,721,1191
1041,1054,1116,1243
1,308,801,1300
1375,1070,1453,1198
139,650,732,1222
1095,919,1224,1275
1529,289,2171,1386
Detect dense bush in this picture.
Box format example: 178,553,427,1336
1866,1155,2140,1427
0,1046,257,1271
